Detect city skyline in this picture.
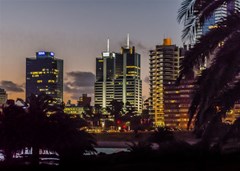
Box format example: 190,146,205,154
0,0,183,103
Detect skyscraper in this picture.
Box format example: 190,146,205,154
114,35,142,113
26,51,63,102
149,38,185,127
94,35,142,114
95,39,117,111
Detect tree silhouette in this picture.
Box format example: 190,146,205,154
48,112,96,164
0,103,27,163
25,93,63,165
107,100,123,121
0,93,97,166
148,127,175,148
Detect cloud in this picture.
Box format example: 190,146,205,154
66,71,95,87
64,71,95,100
144,76,149,84
0,80,24,92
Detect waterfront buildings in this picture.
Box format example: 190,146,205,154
64,100,84,118
0,88,8,113
78,94,91,107
0,88,7,105
164,77,195,129
94,36,142,114
149,38,189,128
26,51,63,103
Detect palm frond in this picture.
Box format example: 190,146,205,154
189,51,240,127
187,32,240,128
187,88,200,129
181,15,198,42
197,0,234,24
177,13,240,83
178,0,196,23
180,0,235,42
216,77,240,112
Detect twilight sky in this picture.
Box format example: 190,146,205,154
0,0,183,103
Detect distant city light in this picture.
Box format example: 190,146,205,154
50,52,55,56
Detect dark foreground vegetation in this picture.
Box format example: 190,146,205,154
0,141,240,171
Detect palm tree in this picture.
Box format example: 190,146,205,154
177,0,240,137
48,113,96,164
148,127,175,148
107,100,123,120
94,104,102,126
25,93,63,165
0,93,97,165
0,103,27,163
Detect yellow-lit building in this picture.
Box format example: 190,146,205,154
149,38,185,127
164,78,195,130
94,36,142,114
64,106,84,118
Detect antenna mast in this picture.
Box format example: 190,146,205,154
127,33,130,48
107,39,110,52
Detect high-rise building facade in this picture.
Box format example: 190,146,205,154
0,88,8,105
163,76,195,130
94,36,142,114
149,38,185,127
26,51,63,102
95,40,117,110
115,38,142,113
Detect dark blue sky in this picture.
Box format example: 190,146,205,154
0,0,183,101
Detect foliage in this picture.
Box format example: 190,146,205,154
148,127,175,147
107,100,124,122
178,0,240,136
0,104,27,162
127,141,153,154
0,93,96,165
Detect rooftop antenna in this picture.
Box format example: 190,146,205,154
127,33,130,48
107,38,110,52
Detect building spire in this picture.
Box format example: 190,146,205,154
107,38,110,52
127,33,130,48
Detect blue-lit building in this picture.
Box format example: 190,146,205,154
199,0,240,37
26,51,63,103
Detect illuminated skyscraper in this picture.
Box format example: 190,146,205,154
94,36,142,114
95,39,117,110
149,38,185,127
114,35,142,113
26,51,63,102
